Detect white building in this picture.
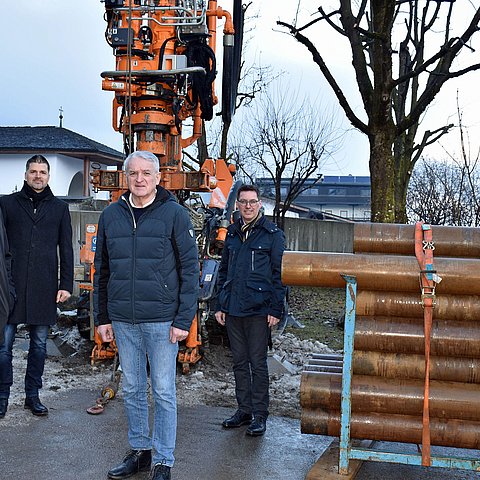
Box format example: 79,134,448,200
0,126,124,198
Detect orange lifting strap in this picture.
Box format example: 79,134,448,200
414,222,436,466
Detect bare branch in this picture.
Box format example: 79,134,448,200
276,20,369,134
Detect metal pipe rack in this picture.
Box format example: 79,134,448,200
285,222,480,476
337,274,480,474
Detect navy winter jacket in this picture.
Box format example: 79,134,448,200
93,187,199,332
216,215,285,319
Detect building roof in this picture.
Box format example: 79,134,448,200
322,175,370,185
0,126,124,166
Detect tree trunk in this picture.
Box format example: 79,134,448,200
369,126,396,223
393,150,413,223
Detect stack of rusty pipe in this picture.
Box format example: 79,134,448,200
282,223,480,449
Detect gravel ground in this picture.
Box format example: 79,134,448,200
5,287,343,421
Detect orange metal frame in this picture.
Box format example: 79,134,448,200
85,1,236,370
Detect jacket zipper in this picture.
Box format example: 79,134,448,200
122,197,137,323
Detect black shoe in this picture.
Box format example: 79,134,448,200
222,410,253,428
24,397,48,416
0,399,7,419
107,449,152,479
246,416,266,436
149,464,171,480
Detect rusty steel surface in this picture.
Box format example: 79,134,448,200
300,372,480,421
281,252,480,295
301,410,480,450
354,316,480,357
306,351,480,383
350,351,480,384
356,290,480,320
353,223,480,257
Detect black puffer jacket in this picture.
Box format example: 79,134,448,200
93,187,199,332
216,215,285,319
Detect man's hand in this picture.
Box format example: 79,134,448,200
215,311,225,326
267,315,280,328
97,324,114,343
56,290,71,303
170,326,189,344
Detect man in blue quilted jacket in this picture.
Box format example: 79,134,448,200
215,184,286,437
93,150,199,480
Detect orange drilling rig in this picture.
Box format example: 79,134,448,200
79,0,243,374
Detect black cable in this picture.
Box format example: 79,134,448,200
158,36,177,70
185,40,216,120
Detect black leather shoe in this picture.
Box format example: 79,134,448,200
24,397,48,416
107,449,152,479
222,410,253,428
246,416,266,436
0,399,7,419
149,464,171,480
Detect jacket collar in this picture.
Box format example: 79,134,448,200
120,185,175,208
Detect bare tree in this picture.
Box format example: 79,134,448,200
408,94,480,226
188,1,280,166
278,1,480,223
231,82,342,229
407,158,480,226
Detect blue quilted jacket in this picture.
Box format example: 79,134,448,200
216,215,285,319
93,187,199,332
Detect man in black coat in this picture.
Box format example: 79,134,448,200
215,184,286,436
0,155,74,418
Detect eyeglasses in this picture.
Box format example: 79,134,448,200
237,199,260,206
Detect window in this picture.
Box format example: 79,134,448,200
340,210,349,218
360,188,370,197
328,187,347,196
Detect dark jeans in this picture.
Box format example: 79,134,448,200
225,314,270,418
0,323,49,399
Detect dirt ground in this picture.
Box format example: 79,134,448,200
5,287,345,421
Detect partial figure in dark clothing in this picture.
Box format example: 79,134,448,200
0,155,74,419
0,209,15,350
215,184,286,436
94,150,199,480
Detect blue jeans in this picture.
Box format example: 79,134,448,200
112,321,178,467
0,323,49,399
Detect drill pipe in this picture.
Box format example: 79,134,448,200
305,358,343,368
354,223,480,257
281,252,480,295
356,290,480,320
300,372,480,421
306,352,480,383
355,316,480,358
301,410,480,450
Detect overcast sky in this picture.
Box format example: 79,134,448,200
1,1,479,178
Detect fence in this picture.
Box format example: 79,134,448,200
69,209,355,295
